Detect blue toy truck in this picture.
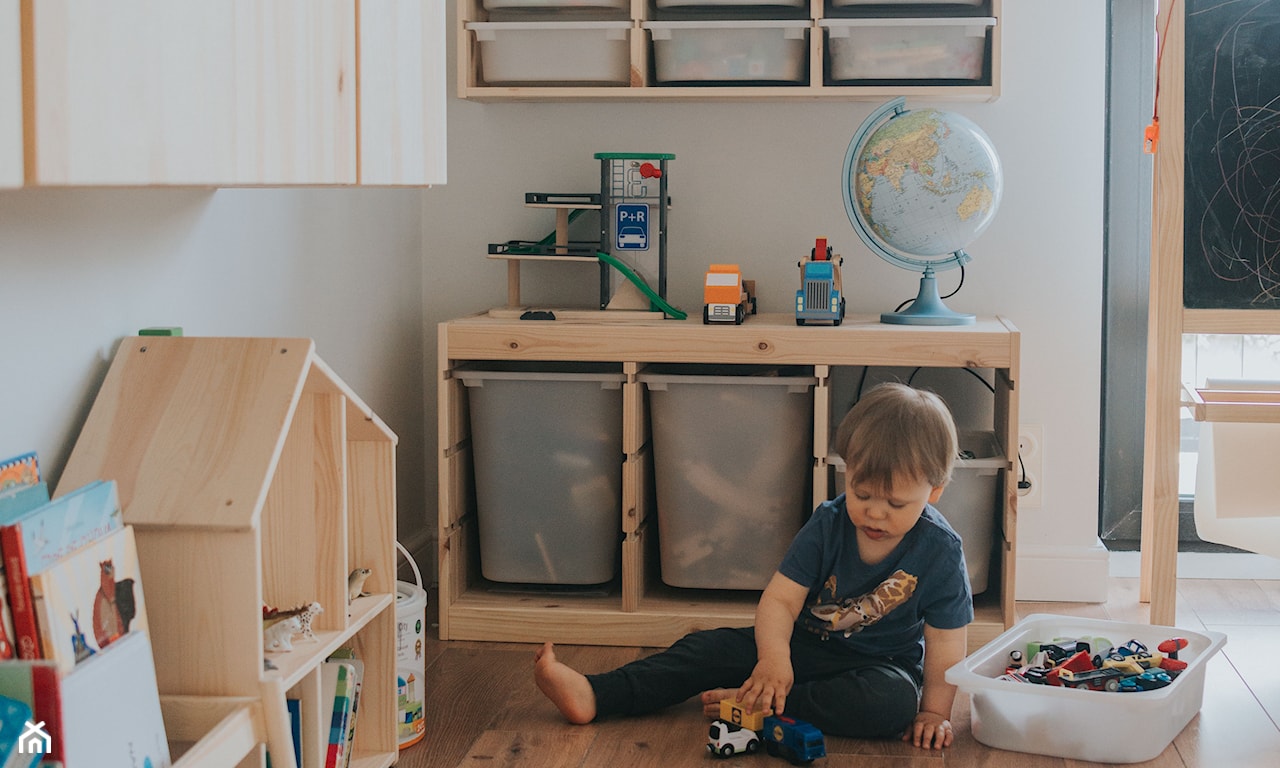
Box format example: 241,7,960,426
795,237,845,326
763,715,826,765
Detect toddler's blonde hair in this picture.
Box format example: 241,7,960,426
834,382,958,495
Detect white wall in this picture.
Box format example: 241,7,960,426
0,188,430,560
422,2,1109,599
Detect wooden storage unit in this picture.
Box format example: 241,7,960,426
58,336,399,768
438,313,1020,652
458,0,1001,102
11,0,445,187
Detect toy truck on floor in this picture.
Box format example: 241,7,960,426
795,237,845,326
704,263,757,324
764,715,826,765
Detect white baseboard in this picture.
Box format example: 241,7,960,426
1108,550,1280,579
1015,541,1111,602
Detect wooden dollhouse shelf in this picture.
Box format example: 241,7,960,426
59,336,399,768
438,313,1020,653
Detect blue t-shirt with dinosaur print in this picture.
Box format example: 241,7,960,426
777,494,974,674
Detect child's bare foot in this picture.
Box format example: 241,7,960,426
699,688,737,718
534,642,597,724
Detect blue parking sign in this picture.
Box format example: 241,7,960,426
615,204,649,251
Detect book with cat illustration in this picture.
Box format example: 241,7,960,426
28,525,148,676
0,479,123,660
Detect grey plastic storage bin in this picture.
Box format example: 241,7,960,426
640,365,816,590
459,362,625,585
934,431,1003,595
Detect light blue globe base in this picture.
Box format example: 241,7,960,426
881,272,975,326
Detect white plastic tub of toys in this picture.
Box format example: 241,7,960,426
946,614,1226,763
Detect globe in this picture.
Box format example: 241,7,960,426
843,98,1003,325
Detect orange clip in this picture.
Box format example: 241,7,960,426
1144,121,1160,154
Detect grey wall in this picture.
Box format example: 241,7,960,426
0,187,430,563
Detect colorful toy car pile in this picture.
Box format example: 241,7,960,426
998,635,1190,693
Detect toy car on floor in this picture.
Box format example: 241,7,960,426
707,719,760,757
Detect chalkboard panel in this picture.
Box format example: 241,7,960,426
1183,0,1280,309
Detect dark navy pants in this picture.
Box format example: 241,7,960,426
586,626,921,738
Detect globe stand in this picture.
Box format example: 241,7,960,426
881,266,975,326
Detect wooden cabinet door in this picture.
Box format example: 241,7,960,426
232,0,356,185
0,0,20,188
358,0,447,186
25,0,355,186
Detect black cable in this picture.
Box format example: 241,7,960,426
905,365,993,393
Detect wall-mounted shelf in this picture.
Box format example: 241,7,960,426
457,0,1001,102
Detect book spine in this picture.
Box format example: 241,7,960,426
324,666,353,768
0,526,39,660
31,663,62,762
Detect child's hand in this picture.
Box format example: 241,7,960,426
736,656,793,716
902,710,953,750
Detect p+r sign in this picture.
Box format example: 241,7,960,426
615,204,649,251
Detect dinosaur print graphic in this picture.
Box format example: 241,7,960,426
809,569,919,637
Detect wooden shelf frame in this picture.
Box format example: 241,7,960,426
457,0,1002,102
59,336,399,768
438,313,1020,653
1141,1,1280,625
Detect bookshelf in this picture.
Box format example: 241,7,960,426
58,336,398,768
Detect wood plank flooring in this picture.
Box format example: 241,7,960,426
395,578,1280,767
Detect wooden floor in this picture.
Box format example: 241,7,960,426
396,578,1280,767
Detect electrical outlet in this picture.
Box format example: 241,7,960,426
1017,425,1043,508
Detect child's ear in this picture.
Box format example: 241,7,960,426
928,486,946,503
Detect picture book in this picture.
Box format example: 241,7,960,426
287,698,302,768
29,526,147,676
327,648,364,768
0,453,38,496
0,484,48,521
0,483,49,661
59,631,171,768
0,694,39,768
322,660,356,768
0,660,62,764
0,480,123,660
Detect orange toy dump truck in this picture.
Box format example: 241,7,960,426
703,264,756,324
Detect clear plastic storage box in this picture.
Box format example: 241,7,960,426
644,20,810,84
467,21,632,85
482,0,628,8
947,614,1227,763
656,0,805,7
935,431,1003,595
831,0,982,5
639,365,816,590
821,17,995,81
459,362,625,585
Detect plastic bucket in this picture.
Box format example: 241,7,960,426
395,542,427,749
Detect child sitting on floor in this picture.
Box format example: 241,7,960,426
534,381,973,750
